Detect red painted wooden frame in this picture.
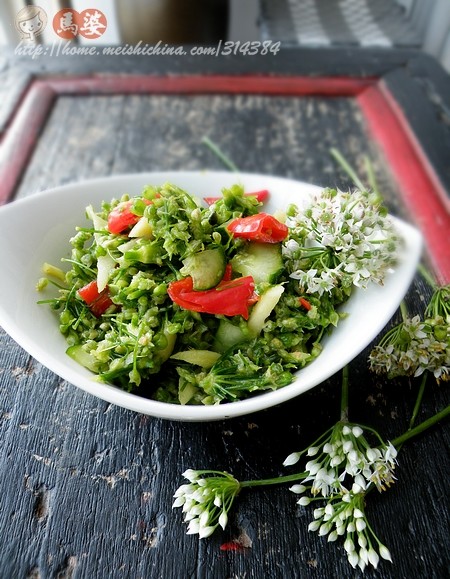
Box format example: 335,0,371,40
0,74,448,282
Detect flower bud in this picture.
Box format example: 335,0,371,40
343,440,353,453
356,518,367,532
307,446,319,456
218,511,228,530
368,548,380,568
183,469,199,482
308,520,321,532
298,497,311,506
379,544,393,562
187,519,200,535
344,537,355,553
289,484,306,494
199,525,216,539
283,452,300,466
348,551,359,568
352,426,363,437
359,547,369,565
172,496,186,508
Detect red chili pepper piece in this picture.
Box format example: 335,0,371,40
107,198,152,234
203,189,269,205
78,280,113,317
222,263,233,281
220,541,246,552
299,297,312,311
168,275,257,320
227,213,288,243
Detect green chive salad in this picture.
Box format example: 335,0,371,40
38,183,400,405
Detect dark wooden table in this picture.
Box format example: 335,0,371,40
0,47,449,578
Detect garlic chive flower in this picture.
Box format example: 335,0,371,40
283,188,400,295
173,470,240,538
307,489,393,571
285,422,397,497
369,284,450,381
285,422,397,571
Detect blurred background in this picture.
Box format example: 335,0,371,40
0,0,449,72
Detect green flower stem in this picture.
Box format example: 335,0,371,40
418,263,438,290
241,472,307,488
409,372,428,431
399,300,408,322
341,365,349,422
364,156,381,198
330,148,365,191
201,136,239,172
392,404,450,447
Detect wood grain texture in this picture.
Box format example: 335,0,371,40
0,62,31,134
14,93,387,199
0,52,449,579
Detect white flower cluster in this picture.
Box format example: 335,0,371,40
283,188,400,295
285,423,397,571
296,489,393,572
369,314,450,382
172,469,240,538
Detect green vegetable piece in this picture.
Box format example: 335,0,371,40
178,382,199,405
128,216,153,239
124,242,161,264
231,242,284,285
42,262,66,282
248,284,285,337
157,330,177,363
181,247,226,290
213,319,247,353
171,349,220,368
36,277,49,291
66,345,99,372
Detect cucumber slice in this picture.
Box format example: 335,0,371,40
248,284,284,336
178,382,199,405
213,319,246,352
66,345,98,372
182,247,226,290
97,253,115,292
128,216,153,239
171,349,220,368
157,330,177,363
231,242,284,285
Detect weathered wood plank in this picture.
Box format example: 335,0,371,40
0,59,31,134
1,279,448,578
15,93,392,202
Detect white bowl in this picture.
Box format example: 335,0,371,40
0,172,422,421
